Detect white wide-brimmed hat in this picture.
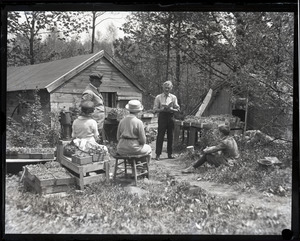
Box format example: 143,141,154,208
125,100,144,113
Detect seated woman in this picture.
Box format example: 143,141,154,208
116,100,152,157
71,100,108,159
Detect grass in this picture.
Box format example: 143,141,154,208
5,133,292,235
5,157,290,235
175,134,292,197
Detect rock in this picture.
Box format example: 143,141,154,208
124,186,148,197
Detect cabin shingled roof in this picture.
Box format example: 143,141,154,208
7,50,145,93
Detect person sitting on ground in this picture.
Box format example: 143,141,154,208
71,100,108,157
182,124,240,173
116,100,152,158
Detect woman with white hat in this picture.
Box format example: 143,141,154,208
116,100,152,156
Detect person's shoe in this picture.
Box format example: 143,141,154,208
155,155,160,161
181,166,195,174
168,155,175,159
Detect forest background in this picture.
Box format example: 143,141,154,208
6,11,294,141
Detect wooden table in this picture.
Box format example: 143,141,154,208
56,140,110,190
173,120,214,147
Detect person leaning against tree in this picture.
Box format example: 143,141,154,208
153,81,180,161
81,72,106,137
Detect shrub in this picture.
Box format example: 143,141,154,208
6,89,60,148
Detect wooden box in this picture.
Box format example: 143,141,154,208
23,166,75,195
92,153,105,162
72,155,93,165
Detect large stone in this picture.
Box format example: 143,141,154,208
124,186,149,197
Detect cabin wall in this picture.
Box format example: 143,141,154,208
51,57,142,112
7,89,51,125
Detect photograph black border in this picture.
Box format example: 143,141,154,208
1,1,299,241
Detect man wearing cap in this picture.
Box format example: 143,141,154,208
182,124,240,173
153,81,180,160
81,72,106,134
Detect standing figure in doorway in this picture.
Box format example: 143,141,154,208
153,81,180,160
81,72,106,139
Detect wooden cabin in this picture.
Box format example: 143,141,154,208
7,50,145,125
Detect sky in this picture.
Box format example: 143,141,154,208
81,11,130,43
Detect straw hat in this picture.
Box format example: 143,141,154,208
125,100,143,113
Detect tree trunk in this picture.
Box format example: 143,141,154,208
175,20,182,104
30,18,35,65
165,16,171,82
91,12,96,54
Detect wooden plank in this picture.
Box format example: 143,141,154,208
36,175,56,187
23,177,42,194
41,184,72,194
81,161,105,174
52,174,75,185
60,156,81,173
195,88,213,117
82,174,103,186
6,159,53,163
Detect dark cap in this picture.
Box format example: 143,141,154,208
89,72,103,82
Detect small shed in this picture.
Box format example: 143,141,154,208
190,81,235,117
189,81,292,139
7,50,145,125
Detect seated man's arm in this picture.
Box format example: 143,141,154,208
203,142,226,154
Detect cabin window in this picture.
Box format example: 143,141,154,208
102,92,116,108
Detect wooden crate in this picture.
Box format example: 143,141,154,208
57,140,110,190
60,155,110,190
72,155,93,165
23,166,75,195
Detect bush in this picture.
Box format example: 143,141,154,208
6,89,61,148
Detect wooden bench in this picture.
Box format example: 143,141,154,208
112,153,151,186
56,140,110,190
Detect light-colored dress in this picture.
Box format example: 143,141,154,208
116,114,152,156
72,116,108,154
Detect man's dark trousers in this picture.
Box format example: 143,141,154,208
156,112,174,156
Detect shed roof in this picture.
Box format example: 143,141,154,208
7,50,145,93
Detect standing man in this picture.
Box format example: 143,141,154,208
153,81,180,160
81,72,106,139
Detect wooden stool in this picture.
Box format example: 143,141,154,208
112,153,151,186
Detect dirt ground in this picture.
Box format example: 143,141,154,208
147,141,291,225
